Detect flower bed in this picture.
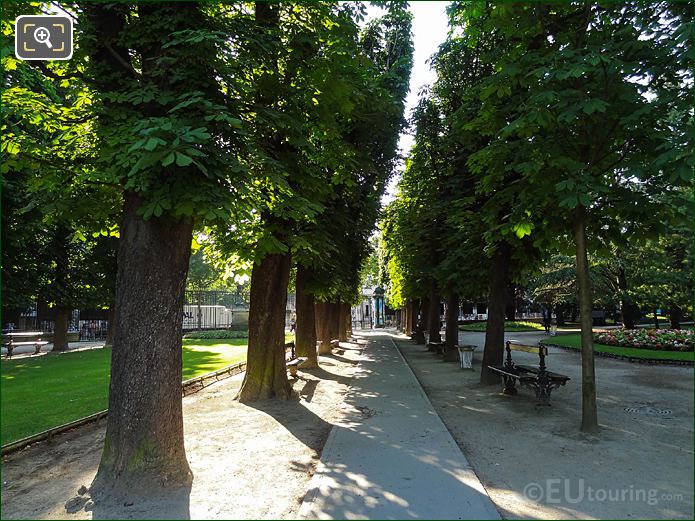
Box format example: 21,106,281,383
593,329,693,352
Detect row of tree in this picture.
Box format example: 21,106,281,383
2,1,412,504
380,2,692,433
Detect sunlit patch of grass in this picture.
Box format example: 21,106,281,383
0,335,300,445
459,320,546,332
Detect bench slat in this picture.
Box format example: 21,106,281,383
515,364,570,381
488,366,536,381
508,343,545,355
3,341,49,346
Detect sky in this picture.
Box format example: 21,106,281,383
364,1,450,203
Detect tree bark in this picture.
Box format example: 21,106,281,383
408,299,416,336
328,302,340,341
505,283,516,321
315,301,332,354
617,267,636,329
556,304,566,326
669,305,682,330
480,245,510,385
404,301,412,335
427,286,442,343
445,293,458,349
573,205,599,433
90,192,193,500
295,264,318,368
51,306,70,352
238,252,293,402
338,302,348,342
345,303,353,338
412,299,426,344
444,292,459,361
105,306,115,347
51,222,71,353
421,295,431,334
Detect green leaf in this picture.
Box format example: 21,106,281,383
581,99,608,115
559,194,579,208
162,153,175,167
175,152,193,167
144,137,166,151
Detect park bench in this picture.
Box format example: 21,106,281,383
284,341,306,378
488,340,570,405
2,332,49,358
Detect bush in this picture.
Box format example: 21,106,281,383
183,329,249,340
594,329,693,352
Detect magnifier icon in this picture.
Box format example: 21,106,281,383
34,26,52,49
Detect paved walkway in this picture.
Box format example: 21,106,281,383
298,332,500,520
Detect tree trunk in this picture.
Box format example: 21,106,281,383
404,301,412,335
573,206,599,433
345,304,353,338
652,309,660,330
409,300,416,336
238,252,293,402
617,267,636,329
427,286,442,343
51,306,70,352
421,295,431,334
413,299,426,344
295,264,318,368
505,283,516,321
90,192,193,500
196,293,202,332
669,305,682,330
556,304,566,326
315,301,332,354
105,306,115,347
445,293,458,349
444,292,459,362
338,302,348,342
328,302,340,341
480,245,510,385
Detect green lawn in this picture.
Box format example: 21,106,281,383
459,320,546,332
0,337,267,446
545,334,694,362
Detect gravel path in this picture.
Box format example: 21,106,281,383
394,330,694,519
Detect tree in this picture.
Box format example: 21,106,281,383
2,2,119,349
237,2,374,400
458,2,692,432
77,2,252,500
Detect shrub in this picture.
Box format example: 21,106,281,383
183,329,249,340
594,329,693,352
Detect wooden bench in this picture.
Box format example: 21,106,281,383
284,341,306,378
2,332,49,358
488,340,570,405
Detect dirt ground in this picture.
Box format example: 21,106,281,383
1,339,365,520
394,330,694,520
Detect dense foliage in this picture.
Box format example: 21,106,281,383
381,1,692,432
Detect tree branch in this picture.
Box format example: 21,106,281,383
30,62,86,83
103,41,141,80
